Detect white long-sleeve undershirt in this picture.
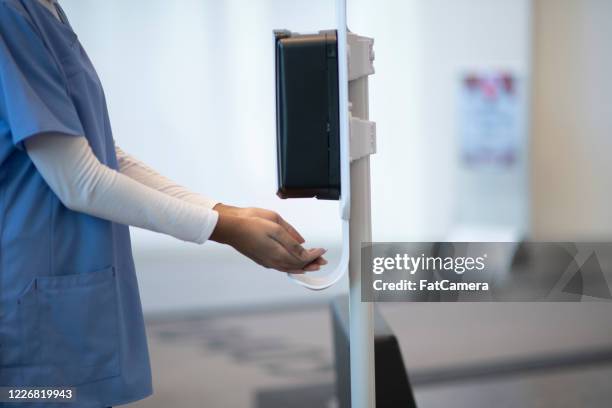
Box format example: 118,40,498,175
115,145,218,210
25,134,219,244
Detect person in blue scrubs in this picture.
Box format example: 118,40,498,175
0,1,153,405
0,1,326,406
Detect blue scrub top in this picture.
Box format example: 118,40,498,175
0,1,152,406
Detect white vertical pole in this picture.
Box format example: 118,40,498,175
348,76,375,408
337,1,375,406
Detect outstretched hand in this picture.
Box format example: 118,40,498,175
212,204,327,273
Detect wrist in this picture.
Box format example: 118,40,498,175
213,203,240,216
210,213,243,245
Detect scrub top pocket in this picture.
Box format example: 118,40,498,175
18,267,121,386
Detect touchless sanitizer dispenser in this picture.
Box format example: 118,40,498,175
273,26,376,291
275,30,341,200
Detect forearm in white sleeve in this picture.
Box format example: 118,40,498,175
25,134,218,244
115,145,219,209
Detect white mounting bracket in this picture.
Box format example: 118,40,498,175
347,33,376,162
349,33,376,163
350,117,377,162
348,33,375,81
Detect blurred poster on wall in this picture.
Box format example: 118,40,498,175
459,72,521,167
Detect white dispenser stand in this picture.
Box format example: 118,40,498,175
288,1,376,406
346,30,377,408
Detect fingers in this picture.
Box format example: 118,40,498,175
300,256,327,272
276,215,305,244
305,249,327,265
274,256,328,274
247,208,305,244
287,256,327,272
284,263,319,274
282,257,327,273
313,256,328,266
269,244,327,273
302,264,321,272
272,227,326,265
249,215,326,273
269,226,305,260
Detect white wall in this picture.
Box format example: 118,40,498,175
531,0,612,240
60,0,532,312
349,0,532,241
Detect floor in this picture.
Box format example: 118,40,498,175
127,303,612,408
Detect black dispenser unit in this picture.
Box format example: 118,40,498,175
274,30,341,200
